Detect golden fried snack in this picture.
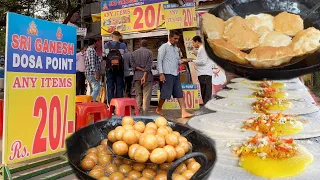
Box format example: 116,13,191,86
201,13,225,40
289,27,320,56
246,46,295,68
207,39,248,65
256,26,271,38
259,31,292,47
274,12,304,36
223,16,259,50
245,13,274,31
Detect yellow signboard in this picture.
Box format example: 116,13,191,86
3,13,76,164
101,1,167,35
183,31,197,59
157,84,200,110
163,3,197,30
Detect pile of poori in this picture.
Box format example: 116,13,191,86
107,117,192,164
80,130,201,179
202,12,320,68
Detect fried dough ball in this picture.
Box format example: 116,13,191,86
150,148,168,164
143,134,158,151
133,163,146,171
178,136,188,143
119,164,132,174
85,153,98,164
134,130,141,139
93,165,105,171
112,141,128,155
144,128,157,135
155,173,167,180
109,172,125,180
146,163,158,171
139,134,147,146
98,154,112,166
122,116,135,126
133,121,146,133
105,164,118,174
113,157,123,165
101,139,109,146
123,130,138,145
159,163,172,170
99,177,111,180
133,146,150,163
185,158,196,165
155,135,166,148
89,169,104,179
138,177,149,180
108,130,117,143
87,147,98,154
172,131,180,137
81,158,95,171
187,162,201,173
97,145,107,152
157,127,170,137
142,168,156,178
175,146,186,159
122,159,133,165
182,170,195,179
178,141,190,153
163,145,177,162
173,175,187,180
155,117,168,127
115,126,126,141
146,122,158,129
123,124,134,131
129,144,140,159
175,163,187,174
128,170,142,179
165,134,179,147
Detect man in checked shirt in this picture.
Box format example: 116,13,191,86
85,39,100,101
131,39,153,115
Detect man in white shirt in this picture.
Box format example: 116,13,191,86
189,36,213,104
76,47,86,95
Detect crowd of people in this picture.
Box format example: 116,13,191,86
76,30,213,118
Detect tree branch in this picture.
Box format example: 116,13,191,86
62,0,98,24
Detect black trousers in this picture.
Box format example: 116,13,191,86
198,75,212,104
125,75,133,97
76,71,86,95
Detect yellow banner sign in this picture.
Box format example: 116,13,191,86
183,30,197,59
3,13,76,164
157,84,200,110
101,2,167,35
164,3,197,30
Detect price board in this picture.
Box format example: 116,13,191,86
157,84,200,110
2,13,76,164
163,2,197,30
101,0,167,35
183,31,198,59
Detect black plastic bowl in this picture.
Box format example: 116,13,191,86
66,117,217,180
204,0,320,80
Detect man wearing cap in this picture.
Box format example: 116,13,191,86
104,31,128,104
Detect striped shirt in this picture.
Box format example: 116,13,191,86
85,46,100,76
157,42,181,76
131,47,153,82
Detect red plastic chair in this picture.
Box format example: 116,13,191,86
0,99,3,139
108,98,139,117
75,102,110,130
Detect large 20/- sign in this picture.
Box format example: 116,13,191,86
163,2,197,30
101,0,167,35
3,12,76,164
157,84,200,110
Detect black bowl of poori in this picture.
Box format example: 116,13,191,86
66,117,216,180
202,0,320,80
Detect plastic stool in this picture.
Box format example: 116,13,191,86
0,99,3,139
108,98,139,117
76,95,93,103
75,102,109,130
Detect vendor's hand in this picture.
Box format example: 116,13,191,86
94,72,100,81
141,76,146,84
159,74,165,82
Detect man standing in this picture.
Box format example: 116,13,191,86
157,30,193,118
85,39,100,101
131,39,153,115
104,31,127,104
76,47,87,95
123,41,134,98
190,35,213,104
